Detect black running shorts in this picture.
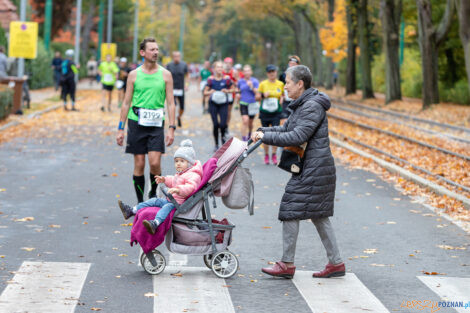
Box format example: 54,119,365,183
175,95,185,110
103,84,114,91
240,104,255,119
125,119,165,154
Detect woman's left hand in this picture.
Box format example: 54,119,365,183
251,131,264,142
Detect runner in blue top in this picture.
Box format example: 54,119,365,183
237,65,259,141
203,61,234,151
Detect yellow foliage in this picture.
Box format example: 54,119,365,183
319,0,348,63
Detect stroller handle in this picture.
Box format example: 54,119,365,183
245,138,263,156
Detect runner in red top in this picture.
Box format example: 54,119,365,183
223,57,239,134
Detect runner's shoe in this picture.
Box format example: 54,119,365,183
177,116,182,127
143,219,159,235
118,200,134,220
264,154,270,165
271,154,278,165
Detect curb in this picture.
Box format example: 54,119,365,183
0,103,62,132
330,137,470,209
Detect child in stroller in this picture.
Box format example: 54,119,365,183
118,139,203,234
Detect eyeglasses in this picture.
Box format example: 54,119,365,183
289,58,299,63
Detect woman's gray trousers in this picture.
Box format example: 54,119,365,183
281,217,343,265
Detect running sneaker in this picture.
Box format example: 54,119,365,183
177,117,182,127
271,154,278,165
264,154,270,165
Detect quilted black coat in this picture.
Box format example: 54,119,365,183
261,88,336,221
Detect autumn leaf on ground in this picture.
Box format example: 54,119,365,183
118,254,128,257
120,223,133,227
0,188,6,192
48,224,61,228
437,245,466,250
90,308,102,311
363,248,378,254
144,292,158,297
111,173,118,177
21,247,35,251
422,271,446,275
262,226,272,229
14,217,34,222
171,271,183,277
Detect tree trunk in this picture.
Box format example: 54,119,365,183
416,0,455,108
346,0,357,95
325,0,335,89
292,10,315,77
357,0,374,98
81,0,96,59
456,0,470,97
381,0,402,103
313,27,324,86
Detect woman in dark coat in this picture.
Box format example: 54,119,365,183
251,65,345,279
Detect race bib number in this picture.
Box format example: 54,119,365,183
116,80,124,90
211,91,227,105
284,89,292,101
248,102,260,116
199,81,207,92
138,108,164,127
227,93,233,102
262,97,279,112
103,73,114,84
173,89,184,96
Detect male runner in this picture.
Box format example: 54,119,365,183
166,51,188,127
222,57,239,133
99,54,119,112
116,38,176,202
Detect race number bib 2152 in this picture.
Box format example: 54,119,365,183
138,108,164,127
262,97,279,112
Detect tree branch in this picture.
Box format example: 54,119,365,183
436,0,455,46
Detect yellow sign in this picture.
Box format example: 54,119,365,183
8,21,38,59
162,56,171,66
101,43,117,61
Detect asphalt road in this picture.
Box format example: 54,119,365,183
0,84,469,313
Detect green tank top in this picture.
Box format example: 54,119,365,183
128,66,166,122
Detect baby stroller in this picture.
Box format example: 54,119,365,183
136,138,262,278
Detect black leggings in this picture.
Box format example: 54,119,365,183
61,78,76,102
209,101,228,146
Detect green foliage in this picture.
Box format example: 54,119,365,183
371,53,385,94
0,27,8,50
50,42,74,55
26,40,54,90
439,79,470,105
0,88,13,120
113,0,134,59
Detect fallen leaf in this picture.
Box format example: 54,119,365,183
111,173,118,177
222,285,231,288
171,271,183,277
386,221,396,224
90,308,102,311
120,223,133,227
115,275,121,278
48,224,61,228
363,248,378,254
366,179,376,182
21,247,35,252
118,254,128,257
262,226,272,229
393,198,401,201
422,271,446,275
13,217,34,222
409,210,421,214
0,188,6,192
0,255,5,258
144,292,158,298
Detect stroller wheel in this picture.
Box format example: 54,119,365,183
203,254,213,269
211,250,238,278
141,249,166,275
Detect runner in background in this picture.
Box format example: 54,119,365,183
166,51,189,127
222,57,238,134
204,61,233,151
279,55,300,124
98,54,119,112
117,57,131,108
237,65,259,141
60,49,79,111
51,51,62,91
257,64,284,165
116,38,176,202
86,55,98,86
198,60,212,114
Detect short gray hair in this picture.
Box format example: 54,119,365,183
285,65,312,89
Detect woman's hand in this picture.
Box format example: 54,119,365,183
155,176,165,184
168,188,180,195
251,131,264,142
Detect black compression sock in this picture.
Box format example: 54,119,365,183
133,175,145,203
149,172,159,198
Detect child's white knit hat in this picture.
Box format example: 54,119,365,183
174,139,196,165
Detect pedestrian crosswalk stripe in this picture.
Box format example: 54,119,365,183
0,261,91,313
418,276,470,313
168,253,188,266
293,271,390,313
153,266,235,313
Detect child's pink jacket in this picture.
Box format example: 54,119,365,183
164,161,203,204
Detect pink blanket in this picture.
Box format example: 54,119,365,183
130,207,176,254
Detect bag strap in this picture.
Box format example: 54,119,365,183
248,179,254,216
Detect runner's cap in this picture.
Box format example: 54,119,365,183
65,49,74,57
224,57,233,63
266,64,277,72
120,57,127,63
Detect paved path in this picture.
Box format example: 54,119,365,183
0,84,469,313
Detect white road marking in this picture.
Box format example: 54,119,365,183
293,271,390,313
153,266,235,313
0,261,90,313
168,252,188,266
418,276,470,313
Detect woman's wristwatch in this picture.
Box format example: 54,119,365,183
169,125,176,130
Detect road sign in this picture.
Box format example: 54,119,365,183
101,43,117,61
8,22,38,59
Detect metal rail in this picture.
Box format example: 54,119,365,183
327,112,470,162
330,129,470,193
332,97,470,134
331,103,470,145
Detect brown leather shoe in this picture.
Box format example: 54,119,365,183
261,261,296,279
312,262,346,278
